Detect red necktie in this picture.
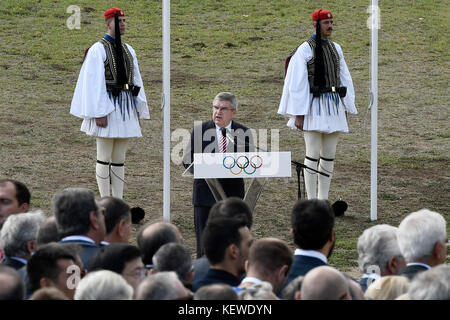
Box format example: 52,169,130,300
220,128,227,153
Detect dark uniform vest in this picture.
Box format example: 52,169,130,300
306,36,341,89
100,37,134,93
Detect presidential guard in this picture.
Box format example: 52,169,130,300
70,8,150,199
278,9,357,215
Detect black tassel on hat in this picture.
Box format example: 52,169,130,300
114,12,127,88
314,20,326,89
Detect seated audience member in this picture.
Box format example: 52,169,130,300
357,224,406,291
0,211,44,270
343,273,366,300
136,221,183,270
36,216,60,246
238,237,292,296
397,209,447,280
89,243,145,291
300,266,350,300
193,216,252,291
408,264,450,300
53,188,106,270
194,283,238,300
151,243,194,290
29,287,69,300
74,270,133,300
0,179,31,229
97,196,132,245
286,199,336,285
27,243,78,299
280,275,304,300
134,271,190,300
193,197,253,284
0,179,31,261
238,281,278,300
0,265,25,300
364,275,409,300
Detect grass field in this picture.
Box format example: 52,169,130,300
0,0,448,276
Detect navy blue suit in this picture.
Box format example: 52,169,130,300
183,120,254,257
193,268,241,292
0,257,26,271
286,254,327,285
60,238,101,271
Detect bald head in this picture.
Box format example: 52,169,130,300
301,266,350,300
137,221,183,265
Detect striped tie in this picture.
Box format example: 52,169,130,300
220,128,227,153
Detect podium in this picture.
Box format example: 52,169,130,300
184,152,291,212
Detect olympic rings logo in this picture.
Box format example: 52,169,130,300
222,155,263,175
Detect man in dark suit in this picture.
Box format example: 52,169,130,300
397,209,447,280
183,92,254,258
52,188,106,270
0,211,44,271
357,224,406,292
193,216,252,291
286,199,336,285
192,197,253,284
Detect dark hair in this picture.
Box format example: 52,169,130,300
136,222,180,265
0,179,31,205
27,243,76,294
248,238,293,277
98,197,130,235
52,188,97,238
207,197,253,229
89,243,141,273
36,217,60,247
202,216,248,265
291,199,334,250
0,265,25,300
152,243,192,281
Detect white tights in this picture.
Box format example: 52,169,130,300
96,137,130,199
303,131,340,200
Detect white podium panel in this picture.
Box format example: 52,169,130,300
194,152,291,179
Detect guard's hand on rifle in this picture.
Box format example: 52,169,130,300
96,116,108,128
295,115,304,131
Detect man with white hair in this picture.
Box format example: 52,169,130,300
134,271,190,300
74,270,133,300
300,265,350,300
397,209,447,280
0,211,45,270
408,265,450,300
357,224,406,291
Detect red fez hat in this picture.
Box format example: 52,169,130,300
104,8,125,20
312,9,333,21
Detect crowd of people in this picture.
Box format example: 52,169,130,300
0,178,448,300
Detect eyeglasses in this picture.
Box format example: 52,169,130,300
124,267,148,280
213,106,233,112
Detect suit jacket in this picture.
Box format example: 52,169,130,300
193,268,241,292
399,264,429,280
59,238,101,271
286,254,327,285
183,120,254,207
0,256,26,271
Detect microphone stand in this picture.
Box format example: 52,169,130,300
291,160,328,200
